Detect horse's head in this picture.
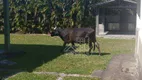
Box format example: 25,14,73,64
50,27,61,37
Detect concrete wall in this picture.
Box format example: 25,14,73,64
135,0,142,79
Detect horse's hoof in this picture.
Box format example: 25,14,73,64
72,51,77,54
60,52,64,54
86,52,90,56
86,53,91,56
60,50,65,54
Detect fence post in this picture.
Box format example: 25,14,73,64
3,0,10,52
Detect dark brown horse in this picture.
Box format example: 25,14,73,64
51,27,101,55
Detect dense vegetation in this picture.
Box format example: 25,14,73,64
0,0,137,34
0,0,104,34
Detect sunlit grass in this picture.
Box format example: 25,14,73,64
7,72,57,80
0,34,135,79
64,76,100,80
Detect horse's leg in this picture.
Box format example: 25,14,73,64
71,42,77,54
88,41,93,55
93,41,96,51
95,42,101,56
71,42,75,49
61,42,66,53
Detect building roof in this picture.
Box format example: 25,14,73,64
123,0,137,4
93,0,137,8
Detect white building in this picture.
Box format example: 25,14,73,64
135,0,142,80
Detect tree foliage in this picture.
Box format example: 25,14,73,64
0,0,102,33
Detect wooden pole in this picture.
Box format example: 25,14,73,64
3,0,10,52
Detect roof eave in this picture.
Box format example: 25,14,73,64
123,0,137,4
92,0,137,8
94,0,115,7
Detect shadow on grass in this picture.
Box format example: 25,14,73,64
91,52,111,56
0,44,63,78
64,50,111,56
0,44,110,78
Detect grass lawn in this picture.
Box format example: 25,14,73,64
0,34,135,79
64,76,99,80
7,72,57,80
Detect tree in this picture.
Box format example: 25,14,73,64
0,0,106,33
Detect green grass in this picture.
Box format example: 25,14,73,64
64,76,99,80
7,72,57,80
0,34,135,79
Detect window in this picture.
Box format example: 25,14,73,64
108,23,120,30
128,23,135,31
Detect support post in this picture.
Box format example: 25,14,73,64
120,9,128,33
3,0,10,52
99,8,105,35
96,8,99,35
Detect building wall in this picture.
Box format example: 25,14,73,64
99,15,136,34
135,0,142,79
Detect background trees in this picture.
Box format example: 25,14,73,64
0,0,102,33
